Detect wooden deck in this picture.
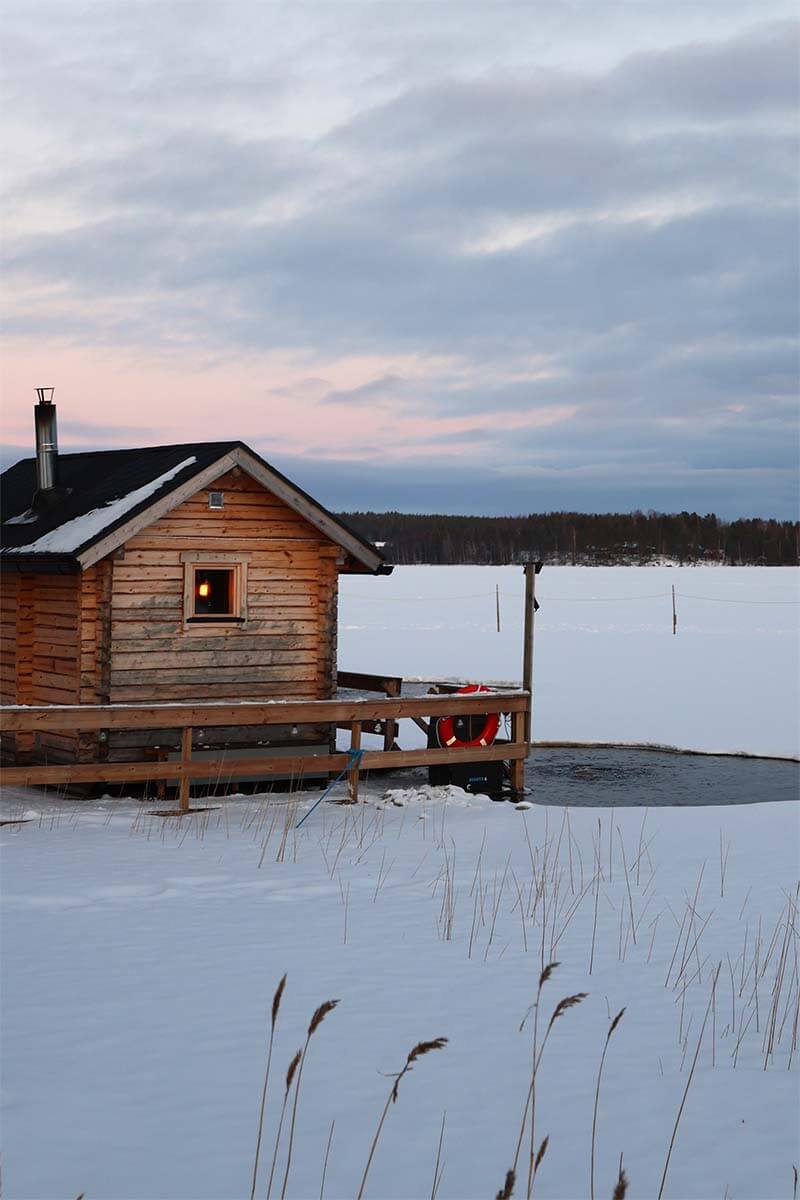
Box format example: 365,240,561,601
0,689,530,809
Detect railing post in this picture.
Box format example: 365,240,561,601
522,561,542,749
510,710,526,799
347,721,362,804
383,717,397,753
179,726,192,813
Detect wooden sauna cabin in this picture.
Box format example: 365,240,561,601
0,396,390,772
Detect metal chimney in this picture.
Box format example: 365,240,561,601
34,387,58,492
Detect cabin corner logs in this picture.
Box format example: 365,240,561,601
3,469,346,766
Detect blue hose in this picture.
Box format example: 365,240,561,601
295,748,365,828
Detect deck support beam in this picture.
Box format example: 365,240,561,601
347,721,362,804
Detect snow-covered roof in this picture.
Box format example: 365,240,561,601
4,458,196,555
0,441,389,574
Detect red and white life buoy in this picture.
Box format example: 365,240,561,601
436,684,501,750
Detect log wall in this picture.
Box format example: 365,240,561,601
0,575,18,758
105,469,340,756
2,572,82,762
2,469,347,765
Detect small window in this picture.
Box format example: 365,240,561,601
193,568,234,616
208,491,225,510
183,558,247,625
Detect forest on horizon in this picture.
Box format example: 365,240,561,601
337,510,800,566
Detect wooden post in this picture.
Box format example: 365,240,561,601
347,721,362,804
672,585,677,636
510,710,526,798
522,563,538,747
383,717,397,754
179,726,192,813
496,583,501,633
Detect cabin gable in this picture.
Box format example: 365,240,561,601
74,444,383,574
103,468,341,705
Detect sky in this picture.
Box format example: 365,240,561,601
1,2,798,519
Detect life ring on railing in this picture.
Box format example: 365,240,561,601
436,684,501,749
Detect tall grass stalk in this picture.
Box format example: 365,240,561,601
280,1000,339,1200
589,1008,625,1200
495,1169,515,1199
657,964,720,1199
356,1037,448,1200
429,1110,446,1200
526,992,586,1199
612,1156,628,1200
512,962,558,1178
266,1049,302,1200
250,973,286,1200
319,1119,335,1200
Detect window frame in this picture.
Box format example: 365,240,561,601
180,551,249,630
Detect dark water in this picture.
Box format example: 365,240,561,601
523,747,799,808
348,684,799,809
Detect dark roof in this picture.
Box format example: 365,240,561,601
0,441,388,573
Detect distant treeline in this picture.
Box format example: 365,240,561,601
338,511,800,566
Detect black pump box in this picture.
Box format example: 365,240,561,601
428,758,505,797
427,717,505,797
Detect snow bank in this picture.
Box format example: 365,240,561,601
380,783,485,808
1,787,797,1199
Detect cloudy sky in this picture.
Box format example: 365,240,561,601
1,2,798,517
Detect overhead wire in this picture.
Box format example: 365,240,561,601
343,588,799,606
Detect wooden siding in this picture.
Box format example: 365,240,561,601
1,573,82,763
76,561,112,761
2,469,346,766
107,469,340,735
0,575,18,757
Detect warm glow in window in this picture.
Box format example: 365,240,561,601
191,567,236,618
182,554,247,627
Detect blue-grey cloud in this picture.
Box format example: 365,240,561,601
1,7,797,518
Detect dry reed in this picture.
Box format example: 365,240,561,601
590,1008,625,1200
657,964,721,1199
279,1000,340,1200
532,1136,549,1184
356,1037,448,1199
429,1110,446,1200
266,1049,302,1200
495,1169,516,1199
319,1118,335,1200
513,962,559,1179
250,973,287,1200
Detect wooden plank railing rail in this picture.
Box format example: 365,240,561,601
0,691,530,810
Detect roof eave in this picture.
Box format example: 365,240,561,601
1,441,392,575
0,553,80,574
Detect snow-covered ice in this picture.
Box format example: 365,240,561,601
1,779,798,1200
1,565,798,1200
340,566,800,759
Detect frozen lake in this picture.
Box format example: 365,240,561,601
1,565,798,1200
340,566,800,759
1,779,798,1200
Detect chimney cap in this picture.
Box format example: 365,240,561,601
35,387,55,405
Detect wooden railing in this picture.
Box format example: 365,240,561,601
0,691,529,810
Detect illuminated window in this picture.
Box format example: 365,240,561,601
193,568,234,616
182,556,248,625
